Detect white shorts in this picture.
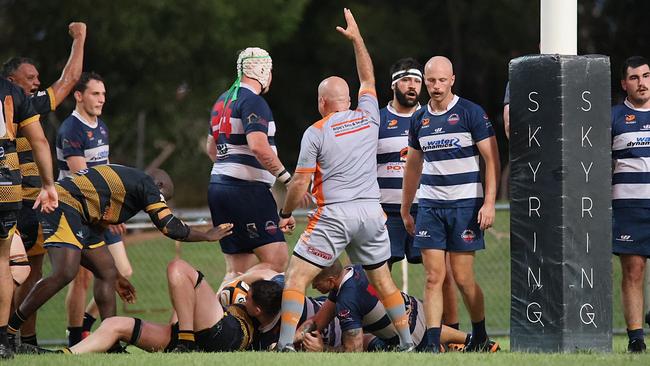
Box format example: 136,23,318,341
293,200,391,267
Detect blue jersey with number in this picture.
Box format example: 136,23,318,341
209,83,277,186
408,95,494,208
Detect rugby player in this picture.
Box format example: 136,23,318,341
7,165,231,350
276,8,414,352
55,71,133,346
2,21,86,347
0,77,58,359
206,46,291,287
297,261,498,352
401,56,500,352
611,56,650,352
378,58,460,330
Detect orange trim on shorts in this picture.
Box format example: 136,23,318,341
304,207,323,235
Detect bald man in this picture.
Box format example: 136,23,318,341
274,8,414,352
401,56,500,352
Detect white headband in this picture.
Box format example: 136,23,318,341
391,68,423,86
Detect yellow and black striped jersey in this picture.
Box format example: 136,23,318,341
57,164,191,240
17,87,56,201
0,78,40,211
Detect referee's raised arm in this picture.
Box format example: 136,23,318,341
336,8,375,93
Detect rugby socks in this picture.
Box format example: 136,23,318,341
471,319,487,344
0,326,7,345
20,334,38,346
379,290,413,347
177,330,195,348
628,328,644,342
424,327,441,351
67,327,82,347
7,309,26,335
277,288,305,349
82,313,96,333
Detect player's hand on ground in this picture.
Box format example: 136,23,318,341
477,202,495,230
336,8,361,41
116,275,137,304
109,223,127,236
33,185,59,213
206,223,233,241
279,216,296,234
302,330,324,352
68,22,86,40
401,212,415,236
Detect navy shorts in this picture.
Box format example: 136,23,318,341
613,207,650,257
208,182,285,255
104,229,122,245
413,206,484,252
386,212,421,264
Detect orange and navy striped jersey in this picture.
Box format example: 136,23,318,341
56,165,190,240
0,78,41,211
17,87,56,201
295,90,381,206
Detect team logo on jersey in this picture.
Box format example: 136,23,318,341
387,119,398,129
99,126,107,136
461,229,476,243
86,131,94,140
433,127,444,134
625,114,636,123
447,113,460,125
265,220,278,235
421,118,430,127
399,147,408,161
337,309,351,319
246,223,259,239
416,230,430,238
643,124,650,131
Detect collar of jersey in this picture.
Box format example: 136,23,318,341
427,94,459,116
387,102,420,118
337,266,355,293
239,82,258,95
624,98,650,112
72,110,99,128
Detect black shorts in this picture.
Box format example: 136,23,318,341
0,210,18,241
39,205,105,251
18,202,45,256
195,314,250,352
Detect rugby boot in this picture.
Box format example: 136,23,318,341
0,343,13,359
628,339,647,353
466,337,500,352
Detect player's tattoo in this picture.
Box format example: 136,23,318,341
342,328,364,352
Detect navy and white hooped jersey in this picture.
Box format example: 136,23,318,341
377,103,418,213
409,95,494,208
56,110,110,180
327,265,423,344
612,99,650,208
209,83,277,186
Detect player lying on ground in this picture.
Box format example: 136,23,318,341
294,260,500,352
7,165,232,349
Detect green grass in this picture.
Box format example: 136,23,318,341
33,210,626,342
9,336,650,366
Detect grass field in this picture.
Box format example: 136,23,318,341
21,209,638,364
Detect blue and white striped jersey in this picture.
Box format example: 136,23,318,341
612,99,650,208
377,103,418,213
408,95,494,208
56,110,110,180
209,83,277,186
